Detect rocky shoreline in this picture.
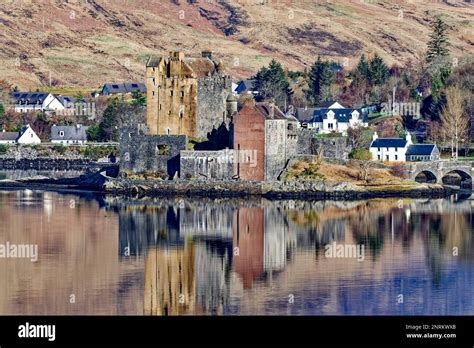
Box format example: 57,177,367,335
0,170,455,200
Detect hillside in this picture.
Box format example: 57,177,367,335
0,0,472,90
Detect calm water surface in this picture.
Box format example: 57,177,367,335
0,189,473,315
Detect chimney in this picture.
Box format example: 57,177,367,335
372,131,378,141
202,50,212,60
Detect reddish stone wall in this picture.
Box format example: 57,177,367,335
232,207,264,289
232,101,265,181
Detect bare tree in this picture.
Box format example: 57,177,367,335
441,86,469,160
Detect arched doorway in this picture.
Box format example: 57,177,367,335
414,170,437,184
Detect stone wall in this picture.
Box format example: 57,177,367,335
197,75,232,138
311,136,352,159
265,119,288,180
295,128,315,155
120,125,187,178
180,150,234,180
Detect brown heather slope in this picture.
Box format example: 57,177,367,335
0,0,472,89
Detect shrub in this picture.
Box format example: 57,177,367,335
285,158,324,181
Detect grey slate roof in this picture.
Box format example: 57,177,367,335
101,82,146,95
11,92,49,105
51,125,89,141
146,55,162,67
406,144,437,156
371,138,407,148
55,95,75,106
236,79,256,94
295,107,318,122
0,131,19,141
254,102,287,120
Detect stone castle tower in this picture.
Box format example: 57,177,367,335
146,51,233,139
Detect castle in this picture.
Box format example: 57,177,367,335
145,51,235,139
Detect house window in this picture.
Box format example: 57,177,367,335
395,147,398,152
386,147,389,151
395,155,398,160
377,147,380,152
377,155,381,160
385,155,389,160
328,123,333,129
59,131,64,137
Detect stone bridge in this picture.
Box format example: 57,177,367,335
404,161,473,187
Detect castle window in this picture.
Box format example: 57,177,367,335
166,128,170,135
156,144,170,156
180,91,184,97
152,91,155,97
179,111,184,118
159,104,161,110
170,90,173,97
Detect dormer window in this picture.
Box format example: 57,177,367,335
59,131,64,137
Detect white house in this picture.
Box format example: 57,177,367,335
306,106,368,135
370,132,441,162
369,132,411,162
12,92,67,113
51,125,89,145
0,125,41,145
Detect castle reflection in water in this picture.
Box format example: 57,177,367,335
0,190,473,315
113,195,474,315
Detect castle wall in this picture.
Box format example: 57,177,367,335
120,125,187,178
196,76,232,138
180,150,234,180
265,119,287,180
146,63,198,137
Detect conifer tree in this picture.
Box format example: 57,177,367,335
426,16,450,63
305,56,335,105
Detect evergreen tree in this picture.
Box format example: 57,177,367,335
0,103,4,117
426,16,450,63
131,90,146,106
355,54,370,81
305,56,335,105
253,59,292,109
368,54,389,85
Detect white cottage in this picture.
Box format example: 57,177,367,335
369,132,412,162
11,92,69,113
0,125,41,145
303,102,368,135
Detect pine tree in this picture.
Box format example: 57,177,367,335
368,54,389,86
426,16,450,63
355,55,370,81
253,59,292,109
305,57,335,105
